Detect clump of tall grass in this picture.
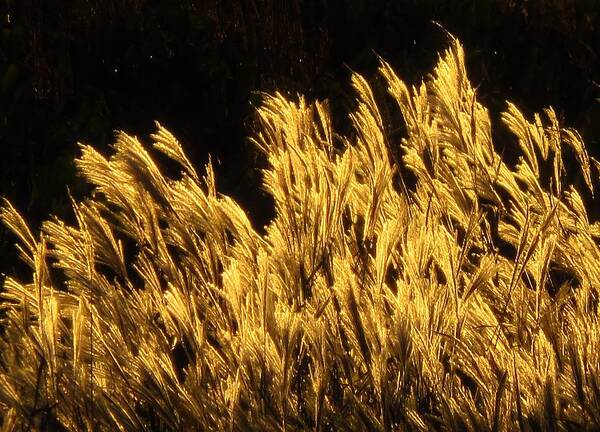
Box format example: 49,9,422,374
2,34,600,431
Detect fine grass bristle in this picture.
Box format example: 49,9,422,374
1,35,600,431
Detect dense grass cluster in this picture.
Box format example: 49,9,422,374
2,36,600,431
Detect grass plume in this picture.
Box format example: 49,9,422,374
1,35,600,431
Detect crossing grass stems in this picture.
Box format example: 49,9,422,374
1,34,600,431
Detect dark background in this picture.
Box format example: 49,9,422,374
1,0,599,280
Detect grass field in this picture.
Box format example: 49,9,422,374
1,35,599,431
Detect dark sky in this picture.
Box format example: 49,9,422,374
1,0,599,278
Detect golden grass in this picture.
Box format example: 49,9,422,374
1,34,600,431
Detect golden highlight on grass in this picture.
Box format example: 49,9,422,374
2,35,600,431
